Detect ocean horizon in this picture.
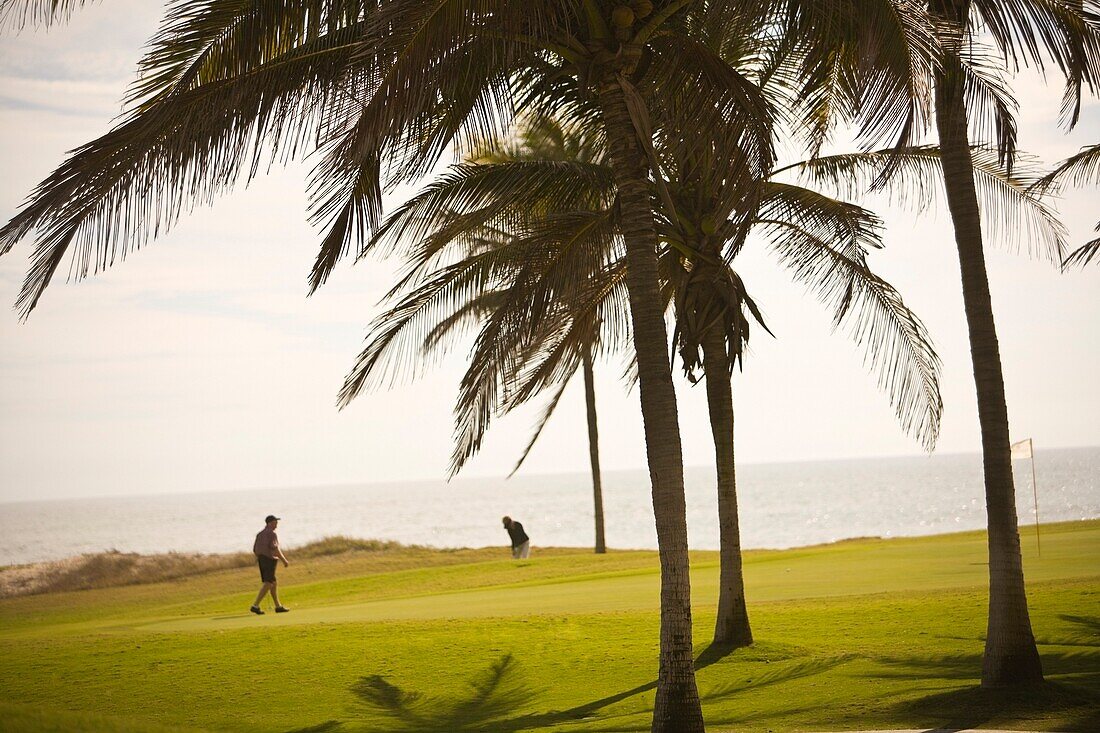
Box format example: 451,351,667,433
2,446,1098,566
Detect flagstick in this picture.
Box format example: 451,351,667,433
1030,439,1040,557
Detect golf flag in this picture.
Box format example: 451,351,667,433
1010,437,1041,555
1011,438,1033,459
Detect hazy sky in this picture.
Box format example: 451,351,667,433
1,2,1098,502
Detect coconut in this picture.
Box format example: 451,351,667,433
611,5,635,28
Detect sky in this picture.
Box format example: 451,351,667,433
1,2,1098,503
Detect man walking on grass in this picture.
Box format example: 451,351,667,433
502,516,530,559
251,515,290,615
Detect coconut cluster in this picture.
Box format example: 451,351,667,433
611,1,655,29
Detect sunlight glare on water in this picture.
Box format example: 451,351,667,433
1,447,1097,565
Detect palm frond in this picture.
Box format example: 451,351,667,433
0,24,364,317
124,1,367,113
785,146,1067,263
448,262,546,477
667,257,772,381
422,289,507,353
0,0,97,29
338,233,543,405
759,182,885,261
507,376,572,478
1032,143,1100,267
1063,236,1100,267
504,261,627,410
760,219,943,450
779,0,938,151
363,159,614,266
1031,143,1100,192
340,0,591,193
445,209,621,475
646,30,776,183
959,48,1019,170
307,150,383,293
969,0,1100,128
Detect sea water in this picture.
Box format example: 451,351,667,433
1,447,1097,565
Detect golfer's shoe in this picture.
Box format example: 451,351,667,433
275,606,291,613
250,606,265,615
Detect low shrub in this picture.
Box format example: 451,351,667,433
0,536,418,598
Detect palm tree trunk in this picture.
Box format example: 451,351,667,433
701,325,753,647
933,33,1043,688
597,75,704,733
582,347,607,554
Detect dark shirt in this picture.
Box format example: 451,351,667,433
506,521,529,548
253,527,279,558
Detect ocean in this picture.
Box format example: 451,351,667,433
2,447,1097,566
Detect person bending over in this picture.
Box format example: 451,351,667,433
502,516,530,559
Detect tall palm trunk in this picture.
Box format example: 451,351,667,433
582,347,607,554
701,325,753,647
933,16,1043,687
597,74,704,733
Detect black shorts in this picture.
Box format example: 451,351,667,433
257,556,277,583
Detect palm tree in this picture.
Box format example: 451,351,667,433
379,131,1061,656
0,2,950,725
656,148,947,646
342,116,622,554
348,108,951,654
476,122,610,555
922,0,1100,687
575,0,943,649
0,5,742,722
1034,144,1100,267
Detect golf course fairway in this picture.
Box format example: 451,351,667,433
1,520,1097,732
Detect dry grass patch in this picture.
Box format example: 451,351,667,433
0,536,421,599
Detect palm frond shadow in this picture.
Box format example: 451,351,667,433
348,648,850,733
874,650,1100,680
350,652,647,733
1059,614,1100,636
876,651,1100,732
282,722,341,733
701,654,856,702
350,654,535,732
1036,614,1100,648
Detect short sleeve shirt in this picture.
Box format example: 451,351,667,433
253,527,279,558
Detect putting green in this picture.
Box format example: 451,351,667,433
1,521,1097,732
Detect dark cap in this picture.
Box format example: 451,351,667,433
265,515,280,523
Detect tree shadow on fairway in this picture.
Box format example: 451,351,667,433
696,654,856,729
348,649,850,732
350,654,536,732
1058,614,1100,636
283,722,341,733
694,642,739,670
879,650,1100,732
349,653,647,732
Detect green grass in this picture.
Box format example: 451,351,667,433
1,520,1097,732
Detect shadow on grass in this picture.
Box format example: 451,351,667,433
347,647,851,733
891,680,1100,732
349,654,535,732
878,649,1100,732
875,649,1100,680
694,642,740,670
349,653,646,732
1043,614,1100,646
283,722,341,733
1060,614,1100,635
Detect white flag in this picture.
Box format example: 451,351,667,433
1011,438,1033,459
